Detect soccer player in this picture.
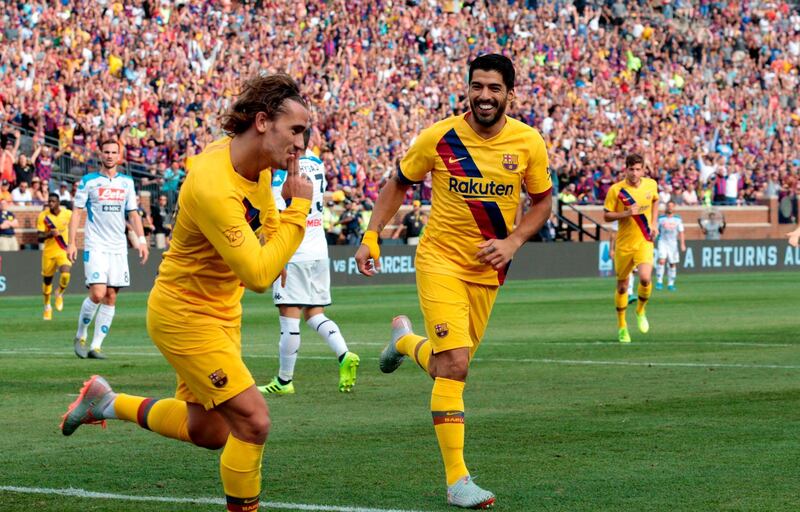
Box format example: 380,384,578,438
655,200,686,291
37,193,72,320
355,54,552,509
259,129,360,395
66,139,149,359
603,154,659,343
61,73,313,512
608,220,637,303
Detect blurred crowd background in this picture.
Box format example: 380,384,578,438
1,0,799,239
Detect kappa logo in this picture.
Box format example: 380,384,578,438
208,368,228,388
274,293,282,300
502,153,519,171
448,156,467,164
97,187,126,202
223,227,244,247
434,323,449,338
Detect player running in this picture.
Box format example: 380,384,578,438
603,154,659,343
259,129,360,395
655,200,685,291
67,139,149,359
37,192,72,320
356,54,552,509
61,73,312,512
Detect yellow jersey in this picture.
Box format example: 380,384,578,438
149,137,310,326
36,208,72,255
399,113,551,285
604,178,659,250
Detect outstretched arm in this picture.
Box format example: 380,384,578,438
354,174,411,276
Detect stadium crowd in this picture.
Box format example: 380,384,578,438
0,0,799,218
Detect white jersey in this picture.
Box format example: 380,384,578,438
657,214,684,246
271,150,327,262
74,171,138,253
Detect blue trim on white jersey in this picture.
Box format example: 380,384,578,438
300,155,323,165
86,198,93,222
80,172,102,186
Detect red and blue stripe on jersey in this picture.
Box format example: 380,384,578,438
436,128,511,284
618,188,652,242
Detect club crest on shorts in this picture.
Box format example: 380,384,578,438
434,323,449,338
502,154,519,171
209,368,228,388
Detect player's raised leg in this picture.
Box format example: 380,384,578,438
306,308,359,392
635,262,653,334
55,264,71,312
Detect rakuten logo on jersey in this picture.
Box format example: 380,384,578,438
98,187,126,202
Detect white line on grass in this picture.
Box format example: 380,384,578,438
1,349,799,370
0,485,427,512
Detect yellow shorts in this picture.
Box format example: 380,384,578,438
614,242,654,280
416,270,499,358
146,299,254,411
42,251,70,277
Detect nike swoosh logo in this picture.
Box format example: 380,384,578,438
445,411,461,416
448,157,467,164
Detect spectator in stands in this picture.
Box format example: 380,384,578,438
392,200,424,245
559,183,578,205
0,198,20,251
0,132,20,187
681,183,699,206
162,161,185,204
0,180,11,202
323,200,341,245
14,152,35,186
30,177,47,206
57,181,72,206
338,199,363,246
11,180,32,206
151,193,173,244
699,212,726,240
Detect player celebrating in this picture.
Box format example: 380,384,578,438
356,54,552,509
603,154,659,343
61,74,312,512
67,139,149,359
655,200,686,291
259,129,360,395
37,192,72,320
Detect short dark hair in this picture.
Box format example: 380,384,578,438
221,73,307,135
625,154,645,168
48,192,60,201
99,138,121,151
468,54,515,90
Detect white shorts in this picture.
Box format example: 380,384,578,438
272,259,331,307
84,250,130,288
657,242,680,264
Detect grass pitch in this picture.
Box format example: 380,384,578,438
1,272,799,511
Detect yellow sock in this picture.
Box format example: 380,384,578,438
615,290,628,328
431,377,468,486
58,272,71,293
396,334,432,372
636,282,652,315
43,283,53,306
220,434,263,512
114,394,191,442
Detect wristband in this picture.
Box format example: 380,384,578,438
361,230,380,259
138,236,147,245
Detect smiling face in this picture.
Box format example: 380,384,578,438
468,69,514,129
257,98,309,170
